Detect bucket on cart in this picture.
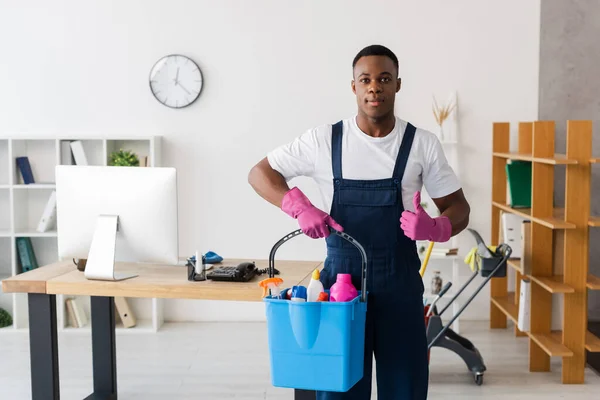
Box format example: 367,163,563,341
263,228,368,393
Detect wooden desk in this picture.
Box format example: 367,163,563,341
2,259,321,400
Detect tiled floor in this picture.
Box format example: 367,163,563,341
1,321,599,399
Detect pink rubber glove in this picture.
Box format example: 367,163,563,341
400,191,452,242
281,187,343,238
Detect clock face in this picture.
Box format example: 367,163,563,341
149,54,203,109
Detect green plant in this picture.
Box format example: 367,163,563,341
109,149,140,167
0,308,12,328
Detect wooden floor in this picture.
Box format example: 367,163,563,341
1,321,599,399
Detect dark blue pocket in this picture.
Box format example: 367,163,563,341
338,187,397,207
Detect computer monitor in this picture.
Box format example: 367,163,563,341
55,165,178,281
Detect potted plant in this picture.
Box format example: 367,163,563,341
0,308,12,328
109,149,140,167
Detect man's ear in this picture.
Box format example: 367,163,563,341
396,78,401,92
351,80,356,94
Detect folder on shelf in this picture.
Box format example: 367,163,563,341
65,298,79,327
505,160,531,208
69,140,88,165
16,237,39,272
65,297,88,328
429,248,458,256
61,141,75,165
37,191,57,233
15,157,35,184
521,221,532,276
518,278,531,332
501,212,528,259
114,297,136,328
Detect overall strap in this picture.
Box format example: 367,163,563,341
331,120,344,180
392,122,417,181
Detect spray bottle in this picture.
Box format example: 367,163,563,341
259,277,284,298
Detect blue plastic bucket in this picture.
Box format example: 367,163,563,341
263,228,368,392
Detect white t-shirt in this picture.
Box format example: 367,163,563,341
267,116,461,213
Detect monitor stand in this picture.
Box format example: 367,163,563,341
84,215,138,281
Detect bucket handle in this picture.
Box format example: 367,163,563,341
268,227,368,303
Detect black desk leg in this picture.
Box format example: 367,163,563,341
28,293,60,400
85,296,117,400
294,389,316,400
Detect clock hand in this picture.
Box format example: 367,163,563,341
178,82,193,96
174,67,180,85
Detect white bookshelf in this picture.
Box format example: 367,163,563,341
420,242,462,332
0,137,163,334
418,98,465,332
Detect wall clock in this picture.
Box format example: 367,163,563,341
149,54,203,109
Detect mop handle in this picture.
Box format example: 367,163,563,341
419,241,435,278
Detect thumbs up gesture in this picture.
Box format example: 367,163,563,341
400,191,452,242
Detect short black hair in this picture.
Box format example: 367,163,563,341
352,44,399,75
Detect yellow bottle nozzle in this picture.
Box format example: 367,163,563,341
312,269,320,280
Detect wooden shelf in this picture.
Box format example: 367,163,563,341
493,152,578,165
492,202,576,229
530,275,574,293
529,331,574,357
491,120,593,383
505,262,575,293
586,331,600,352
491,294,518,324
587,275,600,290
506,260,577,293
507,258,522,273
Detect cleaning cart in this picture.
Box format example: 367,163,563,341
263,228,368,392
422,228,512,385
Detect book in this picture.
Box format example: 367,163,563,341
518,278,531,332
429,248,458,256
16,157,35,184
506,160,532,208
16,237,39,272
70,297,88,328
61,141,74,165
114,297,136,328
37,191,57,233
501,212,529,259
69,141,88,165
521,221,532,275
65,298,79,328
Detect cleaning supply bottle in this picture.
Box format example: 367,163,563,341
307,269,325,302
316,292,329,302
259,277,284,298
329,273,358,302
290,285,307,302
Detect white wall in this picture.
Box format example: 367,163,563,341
0,0,541,321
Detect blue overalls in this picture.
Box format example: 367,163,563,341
318,120,429,400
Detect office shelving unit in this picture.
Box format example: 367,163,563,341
489,120,600,384
420,249,462,331
419,107,464,332
0,136,163,334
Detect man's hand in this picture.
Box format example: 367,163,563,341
400,191,452,242
282,187,343,238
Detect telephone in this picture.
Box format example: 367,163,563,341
207,262,259,282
